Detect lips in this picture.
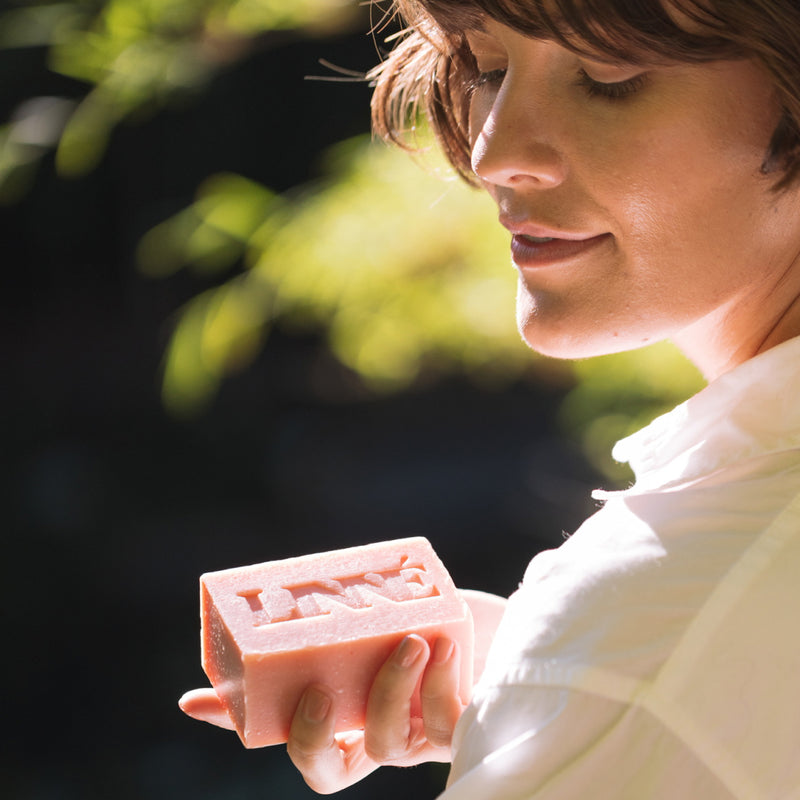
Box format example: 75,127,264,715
510,232,612,268
496,213,612,267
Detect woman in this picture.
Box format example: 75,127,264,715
182,1,800,796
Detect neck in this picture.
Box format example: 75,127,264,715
674,288,800,383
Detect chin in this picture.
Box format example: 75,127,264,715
514,283,668,360
517,317,655,361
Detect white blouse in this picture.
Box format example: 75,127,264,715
443,336,800,799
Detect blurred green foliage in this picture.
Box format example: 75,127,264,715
0,0,360,197
137,138,527,414
1,0,705,480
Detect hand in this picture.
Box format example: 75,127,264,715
179,635,463,793
287,634,463,794
178,590,507,792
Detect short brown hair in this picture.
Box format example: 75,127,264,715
370,0,800,189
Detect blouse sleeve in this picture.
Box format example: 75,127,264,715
441,683,731,799
438,483,800,800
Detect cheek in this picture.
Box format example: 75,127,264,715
609,105,779,252
599,62,781,219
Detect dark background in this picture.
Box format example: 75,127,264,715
1,21,599,800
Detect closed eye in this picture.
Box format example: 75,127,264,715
470,68,507,93
576,68,649,100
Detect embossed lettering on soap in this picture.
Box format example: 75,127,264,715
236,560,441,626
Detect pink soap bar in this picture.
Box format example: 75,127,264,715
200,537,474,748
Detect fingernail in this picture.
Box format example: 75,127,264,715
432,638,455,664
395,635,423,668
302,688,331,723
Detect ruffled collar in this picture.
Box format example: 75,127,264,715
594,336,800,497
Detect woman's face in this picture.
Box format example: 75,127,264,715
467,22,800,379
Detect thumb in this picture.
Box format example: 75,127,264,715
178,688,236,731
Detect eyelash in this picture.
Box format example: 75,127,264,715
470,69,507,92
575,68,648,100
470,67,648,100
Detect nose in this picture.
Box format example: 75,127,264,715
470,81,567,189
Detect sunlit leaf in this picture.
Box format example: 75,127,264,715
161,291,219,417
54,88,118,175
161,278,271,417
137,172,280,277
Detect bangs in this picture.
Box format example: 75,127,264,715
373,0,800,189
414,0,743,62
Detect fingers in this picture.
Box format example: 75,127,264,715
287,686,342,793
420,638,463,748
178,688,236,730
287,686,377,794
364,634,430,762
192,634,463,794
